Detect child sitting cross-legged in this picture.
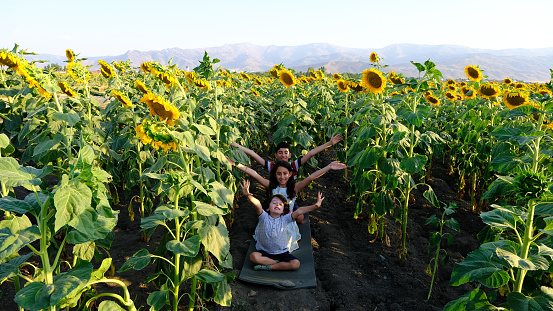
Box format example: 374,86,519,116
240,179,324,271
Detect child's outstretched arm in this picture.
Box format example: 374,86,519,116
230,142,266,167
225,156,270,188
292,192,324,220
299,134,343,165
295,161,347,193
240,180,263,216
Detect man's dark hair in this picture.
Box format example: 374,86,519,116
275,142,291,151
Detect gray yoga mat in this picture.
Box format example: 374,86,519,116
237,214,316,289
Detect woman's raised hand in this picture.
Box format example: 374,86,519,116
328,161,347,170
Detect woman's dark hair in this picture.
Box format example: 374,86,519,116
263,194,290,214
268,161,296,200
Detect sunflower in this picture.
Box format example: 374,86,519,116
193,78,210,90
185,71,197,83
217,80,231,88
240,72,250,80
0,51,27,75
65,49,75,62
135,80,150,93
155,71,178,87
269,67,279,78
136,120,178,152
446,79,456,85
464,65,482,82
98,60,115,79
333,73,342,80
346,80,365,92
503,90,531,110
58,81,77,97
66,62,91,84
337,79,349,92
140,92,180,126
140,62,155,74
370,52,379,63
514,82,527,90
426,95,440,106
535,87,552,97
445,91,457,100
361,69,386,94
388,71,404,85
503,77,513,85
36,86,52,99
278,69,296,87
251,88,260,97
254,77,263,86
447,84,457,92
461,86,476,99
478,83,501,99
112,90,132,108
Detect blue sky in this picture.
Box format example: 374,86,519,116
4,0,553,57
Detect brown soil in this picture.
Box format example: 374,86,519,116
1,149,484,311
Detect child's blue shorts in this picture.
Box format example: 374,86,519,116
256,249,298,262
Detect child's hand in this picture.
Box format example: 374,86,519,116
330,134,343,145
315,191,325,208
328,161,347,170
230,142,239,148
240,180,252,196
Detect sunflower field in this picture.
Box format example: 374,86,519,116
1,45,553,311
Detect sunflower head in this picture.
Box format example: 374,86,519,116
514,82,527,90
503,90,531,110
136,119,178,152
251,88,260,97
478,83,501,99
333,73,342,80
99,60,116,79
388,71,404,85
464,65,482,82
278,69,296,87
461,86,476,99
426,95,440,106
445,91,457,100
361,69,386,94
66,62,91,84
140,92,180,126
135,80,150,93
240,72,250,80
65,49,75,62
503,77,513,85
0,51,28,75
337,79,349,93
346,80,365,92
370,52,379,63
193,78,210,89
269,67,279,78
112,90,132,108
141,62,155,74
58,81,77,97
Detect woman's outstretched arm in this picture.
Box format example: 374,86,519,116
226,156,270,188
295,161,347,192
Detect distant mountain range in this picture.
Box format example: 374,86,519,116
28,43,553,82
